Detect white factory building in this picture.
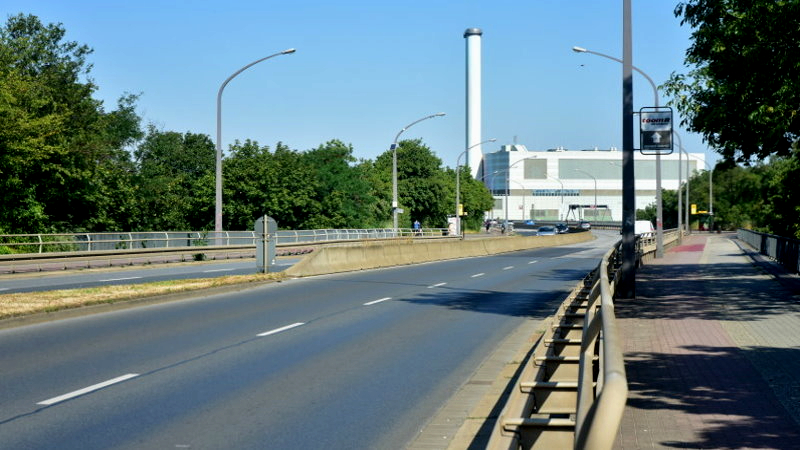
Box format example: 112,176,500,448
481,145,706,223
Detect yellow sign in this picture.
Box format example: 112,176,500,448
458,204,464,216
691,204,697,214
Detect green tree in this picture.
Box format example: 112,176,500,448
701,163,764,231
223,141,320,230
450,165,494,231
301,140,380,228
374,139,452,228
637,189,680,229
759,152,800,238
665,0,800,162
133,126,214,230
0,14,143,233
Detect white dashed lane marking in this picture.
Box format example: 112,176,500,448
257,322,305,337
38,374,139,406
364,297,392,306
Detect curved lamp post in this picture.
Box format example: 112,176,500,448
215,48,296,236
573,45,665,258
547,175,565,221
391,112,446,230
673,130,689,236
479,170,503,220
573,168,598,219
456,138,496,235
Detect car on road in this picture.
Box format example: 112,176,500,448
555,223,569,234
537,226,556,236
579,220,591,230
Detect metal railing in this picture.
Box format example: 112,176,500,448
574,242,627,448
0,228,450,255
488,240,628,449
738,228,800,275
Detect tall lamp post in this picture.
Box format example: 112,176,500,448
215,48,296,237
456,138,496,235
684,153,714,232
673,130,689,236
573,44,665,258
546,175,565,221
573,169,597,219
391,113,446,230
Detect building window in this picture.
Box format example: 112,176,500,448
523,159,547,179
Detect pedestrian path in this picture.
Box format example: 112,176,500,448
614,233,800,449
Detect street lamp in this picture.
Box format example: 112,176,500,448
683,153,714,232
215,48,296,238
507,178,530,221
573,45,666,258
479,170,503,221
673,130,690,236
547,175,565,221
573,168,597,219
391,112,446,230
456,138,496,235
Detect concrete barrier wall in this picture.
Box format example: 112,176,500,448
285,232,594,278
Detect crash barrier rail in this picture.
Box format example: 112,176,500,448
636,228,682,264
0,228,449,255
738,228,800,275
487,240,627,450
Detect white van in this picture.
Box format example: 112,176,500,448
635,220,655,237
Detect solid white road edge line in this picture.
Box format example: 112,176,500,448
98,276,142,282
471,273,485,278
37,373,140,406
257,322,306,337
202,268,236,273
363,297,392,306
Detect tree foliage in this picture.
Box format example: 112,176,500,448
665,0,800,162
0,14,143,233
301,140,381,228
0,13,495,234
133,126,214,230
374,139,457,228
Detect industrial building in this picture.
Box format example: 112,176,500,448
481,144,705,222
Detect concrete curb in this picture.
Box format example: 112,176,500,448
286,233,593,278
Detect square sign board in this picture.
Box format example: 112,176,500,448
640,107,673,155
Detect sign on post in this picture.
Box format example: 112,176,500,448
254,215,277,273
640,107,673,155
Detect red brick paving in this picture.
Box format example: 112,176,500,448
614,234,800,449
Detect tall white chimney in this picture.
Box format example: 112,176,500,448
464,28,483,179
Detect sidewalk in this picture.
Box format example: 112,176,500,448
615,233,800,449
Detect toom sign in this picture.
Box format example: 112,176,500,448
640,107,673,154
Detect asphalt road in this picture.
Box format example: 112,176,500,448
0,232,618,449
0,258,300,294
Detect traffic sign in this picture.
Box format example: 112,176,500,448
640,107,673,155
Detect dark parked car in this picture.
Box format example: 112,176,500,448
555,223,569,234
537,226,556,236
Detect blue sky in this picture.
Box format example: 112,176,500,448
4,1,717,168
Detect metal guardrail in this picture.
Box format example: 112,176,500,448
738,228,800,275
487,240,628,449
574,243,627,449
487,231,685,449
0,228,450,255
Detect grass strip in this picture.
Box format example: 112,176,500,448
0,272,286,320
